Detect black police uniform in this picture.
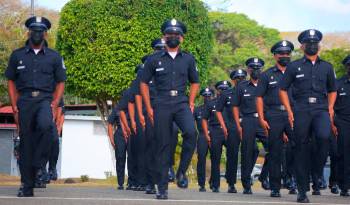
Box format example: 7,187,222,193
202,98,225,191
194,104,208,190
256,40,295,193
116,89,138,188
141,50,199,194
279,29,337,196
5,17,66,195
334,72,350,196
215,81,240,189
48,98,65,180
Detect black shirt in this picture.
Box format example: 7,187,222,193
256,66,294,112
117,89,133,121
335,76,350,116
5,45,67,92
233,80,258,115
280,56,337,109
141,50,199,104
216,87,236,126
108,105,121,127
193,105,204,133
202,98,220,127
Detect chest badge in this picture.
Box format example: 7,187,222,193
298,67,301,71
271,76,274,80
158,61,162,66
19,60,23,64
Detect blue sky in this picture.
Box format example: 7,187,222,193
26,0,350,32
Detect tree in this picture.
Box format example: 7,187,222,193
207,11,281,85
56,0,213,123
321,48,350,78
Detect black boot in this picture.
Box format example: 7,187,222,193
228,185,237,193
297,192,310,203
270,190,281,197
176,172,188,189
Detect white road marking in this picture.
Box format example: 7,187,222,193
0,196,348,205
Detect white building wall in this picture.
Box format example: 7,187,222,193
60,115,115,179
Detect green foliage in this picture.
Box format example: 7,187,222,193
56,0,213,101
321,48,350,78
207,11,281,86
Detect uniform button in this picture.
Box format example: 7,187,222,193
173,72,175,74
33,69,37,72
312,76,315,78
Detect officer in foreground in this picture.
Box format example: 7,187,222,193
140,19,200,199
279,29,337,203
256,40,295,197
5,16,66,197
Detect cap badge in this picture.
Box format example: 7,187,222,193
282,41,287,46
310,29,315,36
238,69,242,73
36,16,42,23
171,19,177,26
223,81,227,85
254,58,258,63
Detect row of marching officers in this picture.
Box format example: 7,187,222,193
106,18,350,204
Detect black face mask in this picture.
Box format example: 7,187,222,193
277,56,291,67
30,30,45,46
166,36,180,48
250,70,260,80
304,43,319,56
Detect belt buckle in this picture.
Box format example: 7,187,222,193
254,113,259,118
308,97,317,104
280,105,286,111
170,90,178,97
31,91,40,97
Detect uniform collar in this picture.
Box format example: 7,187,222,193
302,55,321,64
248,80,257,87
161,49,184,57
25,44,47,55
272,65,286,74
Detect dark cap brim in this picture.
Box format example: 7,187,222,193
163,27,184,35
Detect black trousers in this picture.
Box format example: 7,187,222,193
240,116,260,189
282,140,296,182
170,123,180,168
153,102,197,191
134,113,147,186
225,125,240,186
18,94,54,189
265,111,294,191
127,130,137,186
335,115,350,191
293,108,331,193
328,133,338,186
144,114,157,186
197,131,209,187
210,126,225,189
114,128,132,187
257,136,269,182
48,125,60,171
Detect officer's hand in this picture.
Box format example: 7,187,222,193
329,108,335,122
12,106,19,114
259,119,270,137
125,126,131,137
147,108,154,126
282,133,289,143
331,123,338,137
139,115,146,130
223,127,228,139
122,129,128,139
206,136,211,147
287,111,294,129
51,101,58,120
110,137,115,148
131,120,137,134
189,103,195,113
237,125,243,140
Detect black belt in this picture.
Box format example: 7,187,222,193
296,97,327,104
158,90,185,97
242,113,259,118
267,105,286,111
20,90,51,98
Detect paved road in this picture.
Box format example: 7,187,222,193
0,186,348,205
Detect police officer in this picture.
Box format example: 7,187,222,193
233,57,265,194
5,16,66,197
202,87,225,193
279,29,337,203
196,88,213,192
332,55,350,197
140,19,199,199
215,75,245,193
256,40,295,197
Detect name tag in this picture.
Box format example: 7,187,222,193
226,102,231,105
156,68,164,72
269,81,277,85
243,94,251,97
296,74,304,78
212,109,216,112
339,93,347,96
17,65,26,70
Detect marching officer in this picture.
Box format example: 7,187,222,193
215,72,246,193
140,19,200,199
195,88,213,192
233,57,265,194
279,29,337,203
256,40,295,197
332,55,350,197
5,16,66,197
